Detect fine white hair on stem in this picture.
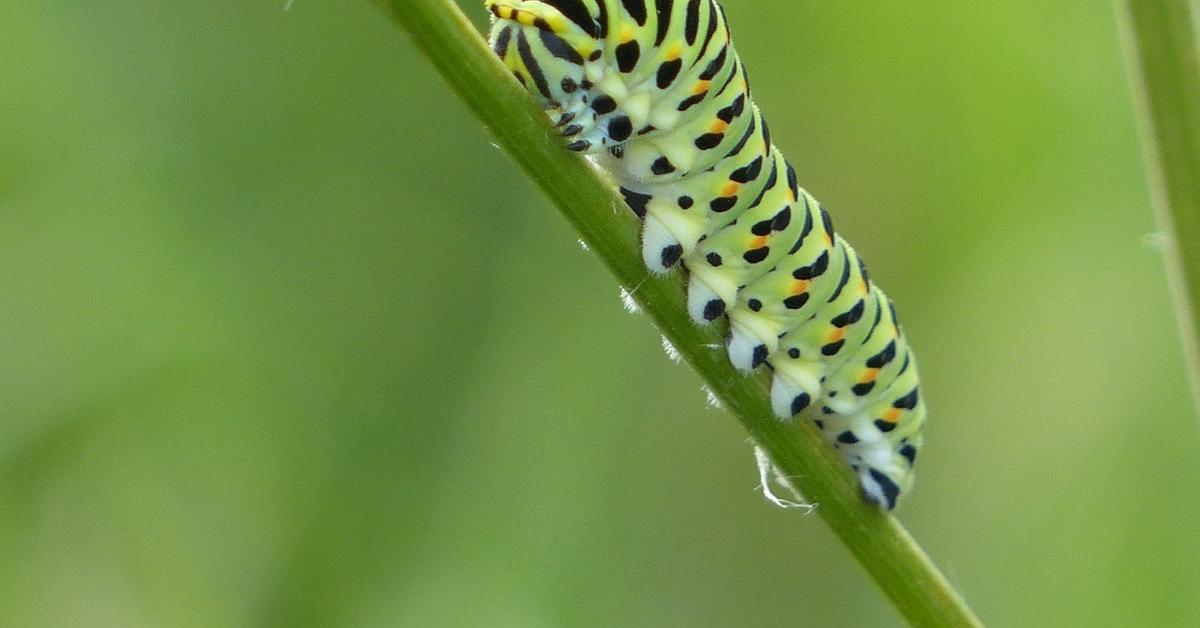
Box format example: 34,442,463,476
700,385,724,410
618,286,642,314
660,335,681,364
754,446,817,512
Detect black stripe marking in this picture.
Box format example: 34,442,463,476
896,353,912,376
710,196,737,212
620,187,651,218
826,251,853,302
694,133,723,149
516,31,552,99
492,27,513,58
654,0,674,45
596,0,609,38
771,206,791,231
793,250,829,280
538,28,583,64
786,161,799,198
714,58,740,95
616,40,640,73
893,387,919,410
743,247,769,264
724,115,757,157
716,94,744,123
750,218,773,236
788,203,815,254
867,341,897,369
684,0,701,44
677,91,706,111
867,468,900,509
830,299,865,328
694,0,720,61
656,59,682,88
729,155,762,183
621,0,647,25
783,293,809,310
859,298,885,342
699,45,728,80
747,159,778,208
543,0,598,38
853,381,877,396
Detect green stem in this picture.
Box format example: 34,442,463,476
1117,1,1200,416
382,1,983,625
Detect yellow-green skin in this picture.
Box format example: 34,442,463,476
487,0,924,509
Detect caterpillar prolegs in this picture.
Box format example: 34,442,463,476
486,0,925,509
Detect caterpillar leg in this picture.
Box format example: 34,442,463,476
727,313,783,372
685,270,738,324
769,360,823,419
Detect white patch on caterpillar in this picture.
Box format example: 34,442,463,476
754,446,816,513
701,385,724,410
642,215,682,274
618,287,642,314
726,324,763,373
660,336,681,364
577,239,589,251
858,469,889,509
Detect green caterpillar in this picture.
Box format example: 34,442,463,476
486,0,925,509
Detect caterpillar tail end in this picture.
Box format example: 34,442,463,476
857,456,916,511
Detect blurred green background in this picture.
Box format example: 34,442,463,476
2,1,1198,626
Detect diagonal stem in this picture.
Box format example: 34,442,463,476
1116,1,1200,418
381,1,984,625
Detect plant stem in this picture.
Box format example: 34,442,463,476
1117,1,1200,416
382,1,984,625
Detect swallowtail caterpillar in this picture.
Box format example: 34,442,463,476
486,0,924,509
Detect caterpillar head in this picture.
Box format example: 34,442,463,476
487,1,640,153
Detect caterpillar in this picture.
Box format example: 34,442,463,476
485,0,925,509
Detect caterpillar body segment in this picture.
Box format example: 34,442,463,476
486,0,926,510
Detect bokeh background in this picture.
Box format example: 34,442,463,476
2,1,1198,626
